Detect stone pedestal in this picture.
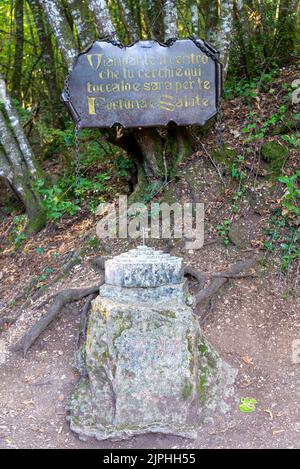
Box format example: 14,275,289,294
67,246,236,440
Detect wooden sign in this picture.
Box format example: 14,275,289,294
62,39,222,128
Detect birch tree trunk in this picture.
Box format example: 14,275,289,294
65,0,96,49
117,0,139,42
207,0,235,75
38,0,77,70
28,0,63,127
0,77,46,232
190,0,199,36
163,0,178,39
11,0,24,101
87,0,117,38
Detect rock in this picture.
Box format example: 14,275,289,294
228,223,248,248
67,246,237,441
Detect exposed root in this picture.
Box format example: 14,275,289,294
12,257,257,357
12,282,103,357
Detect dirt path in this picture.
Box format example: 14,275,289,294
0,248,299,449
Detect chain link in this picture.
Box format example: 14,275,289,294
75,124,81,189
63,74,71,101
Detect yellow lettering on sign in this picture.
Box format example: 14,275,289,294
159,95,175,112
87,96,105,114
87,54,103,70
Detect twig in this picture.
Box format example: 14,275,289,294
199,142,226,187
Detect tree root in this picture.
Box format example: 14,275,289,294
12,257,257,357
12,283,103,357
191,257,257,324
195,257,256,305
77,293,97,348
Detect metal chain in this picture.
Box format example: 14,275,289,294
63,74,81,188
63,74,71,101
75,124,81,189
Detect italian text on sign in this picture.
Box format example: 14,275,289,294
62,39,221,128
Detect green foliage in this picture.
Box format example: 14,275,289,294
224,72,277,102
242,105,287,141
11,214,27,247
278,171,300,217
216,219,232,246
35,179,80,220
281,133,300,148
262,172,300,272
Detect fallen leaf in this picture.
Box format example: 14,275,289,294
240,380,252,388
239,397,257,413
242,356,254,365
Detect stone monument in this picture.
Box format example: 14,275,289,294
67,246,236,440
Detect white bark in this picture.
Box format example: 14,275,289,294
190,0,199,36
208,0,234,74
0,104,46,229
0,77,37,176
118,0,139,41
0,148,13,183
87,0,117,38
39,0,77,70
163,0,178,40
66,0,95,48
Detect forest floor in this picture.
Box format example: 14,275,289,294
0,66,299,449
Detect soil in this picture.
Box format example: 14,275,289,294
0,65,299,449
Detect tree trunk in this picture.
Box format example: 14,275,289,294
163,0,178,39
65,0,96,49
190,0,199,36
274,0,300,64
117,0,139,42
234,0,255,78
41,0,194,199
11,0,24,101
28,0,63,127
38,0,77,70
0,77,46,232
206,0,235,76
87,0,117,39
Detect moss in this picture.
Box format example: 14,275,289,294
261,141,289,175
211,145,238,168
181,381,193,400
198,367,208,401
129,178,162,204
25,208,47,234
198,338,209,357
198,337,218,368
159,310,176,319
113,314,131,344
